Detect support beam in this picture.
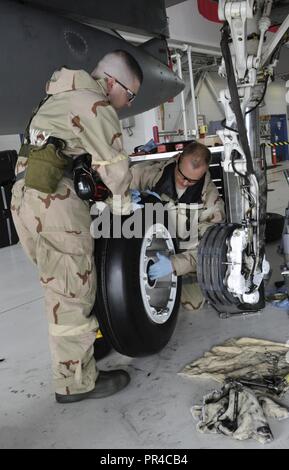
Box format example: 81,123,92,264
204,73,224,115
187,46,199,138
261,12,289,67
195,71,206,97
175,53,189,140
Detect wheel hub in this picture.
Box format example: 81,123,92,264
139,223,178,324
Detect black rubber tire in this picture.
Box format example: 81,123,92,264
94,195,182,357
265,212,284,243
198,223,265,315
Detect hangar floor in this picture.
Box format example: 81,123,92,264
0,161,289,449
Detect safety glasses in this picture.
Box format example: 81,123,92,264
177,156,201,184
104,72,136,103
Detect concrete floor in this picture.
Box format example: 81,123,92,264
0,162,289,449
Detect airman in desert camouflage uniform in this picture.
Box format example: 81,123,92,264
130,142,226,311
11,50,143,403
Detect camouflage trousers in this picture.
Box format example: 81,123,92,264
11,178,98,395
181,274,205,312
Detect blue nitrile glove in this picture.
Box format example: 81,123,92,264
130,189,141,204
148,252,173,280
132,201,144,212
129,189,144,211
145,190,162,201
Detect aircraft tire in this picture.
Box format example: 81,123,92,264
94,194,182,357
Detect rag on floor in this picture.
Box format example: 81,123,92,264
180,337,289,382
181,337,289,443
191,381,289,444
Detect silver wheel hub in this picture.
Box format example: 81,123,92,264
139,223,178,324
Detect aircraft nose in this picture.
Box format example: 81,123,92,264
119,61,185,120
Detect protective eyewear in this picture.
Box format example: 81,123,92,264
177,157,201,184
104,72,136,103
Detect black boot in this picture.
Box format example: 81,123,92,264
55,370,130,404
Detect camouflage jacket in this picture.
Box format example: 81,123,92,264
16,67,132,214
130,156,226,276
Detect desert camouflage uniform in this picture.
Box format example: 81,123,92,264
130,157,225,311
11,68,132,395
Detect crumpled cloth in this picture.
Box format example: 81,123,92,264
180,337,289,383
191,382,289,444
181,337,289,443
